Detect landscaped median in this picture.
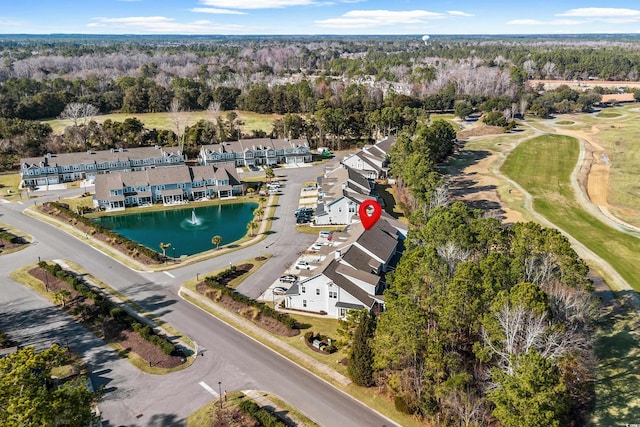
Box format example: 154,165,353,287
11,260,195,374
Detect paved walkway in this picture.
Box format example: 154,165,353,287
179,286,351,386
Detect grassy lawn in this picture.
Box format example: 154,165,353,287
592,295,640,426
44,110,281,135
0,173,21,201
501,133,640,425
501,134,640,292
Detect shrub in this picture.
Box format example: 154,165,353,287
394,396,412,414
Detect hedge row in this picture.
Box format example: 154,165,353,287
238,400,287,427
46,202,161,262
38,261,175,355
204,270,297,330
131,322,175,355
0,229,23,244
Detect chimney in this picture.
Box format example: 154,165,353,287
334,249,341,260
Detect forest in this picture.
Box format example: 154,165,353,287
333,119,596,426
1,34,639,169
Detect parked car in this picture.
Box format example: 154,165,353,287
302,185,316,191
267,182,280,189
279,275,297,283
273,286,288,295
296,216,311,224
294,207,313,216
311,243,324,251
295,260,310,269
319,230,332,238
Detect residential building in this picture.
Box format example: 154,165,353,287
314,165,379,225
93,163,242,211
284,218,406,319
199,138,311,167
20,146,184,188
341,136,394,179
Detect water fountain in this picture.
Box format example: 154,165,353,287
93,203,257,256
188,209,200,226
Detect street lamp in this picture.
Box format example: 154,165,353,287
173,247,176,263
218,381,223,409
196,272,200,281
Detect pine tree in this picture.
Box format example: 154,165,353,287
348,311,376,387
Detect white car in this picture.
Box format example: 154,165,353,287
310,243,324,251
295,260,310,269
273,286,288,295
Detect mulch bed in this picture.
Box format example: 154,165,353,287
37,203,161,265
28,267,184,368
195,264,299,338
0,237,26,252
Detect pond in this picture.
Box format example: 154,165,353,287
93,203,258,257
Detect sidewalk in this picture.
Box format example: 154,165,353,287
179,286,351,386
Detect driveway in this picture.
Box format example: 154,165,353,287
0,158,397,426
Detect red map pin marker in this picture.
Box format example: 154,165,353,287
359,200,382,230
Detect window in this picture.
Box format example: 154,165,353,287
316,289,320,295
303,300,307,308
329,291,337,299
301,286,306,294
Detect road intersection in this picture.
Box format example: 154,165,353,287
0,159,398,426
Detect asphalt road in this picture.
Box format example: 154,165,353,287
0,159,397,426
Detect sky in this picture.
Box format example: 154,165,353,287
4,1,640,35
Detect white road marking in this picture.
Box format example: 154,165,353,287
164,271,175,278
17,201,23,205
199,381,219,397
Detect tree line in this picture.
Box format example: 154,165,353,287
339,122,597,426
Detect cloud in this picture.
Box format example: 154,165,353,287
189,7,247,15
0,18,24,27
88,16,245,33
557,7,640,18
507,19,584,26
447,10,473,17
315,9,444,29
199,0,317,8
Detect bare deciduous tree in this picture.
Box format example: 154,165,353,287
60,102,99,128
437,241,471,277
169,99,189,152
60,102,99,148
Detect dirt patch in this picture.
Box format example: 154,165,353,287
29,267,184,368
457,124,505,140
447,149,525,224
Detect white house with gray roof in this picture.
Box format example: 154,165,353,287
20,145,184,188
314,165,379,225
284,218,405,319
342,136,394,179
